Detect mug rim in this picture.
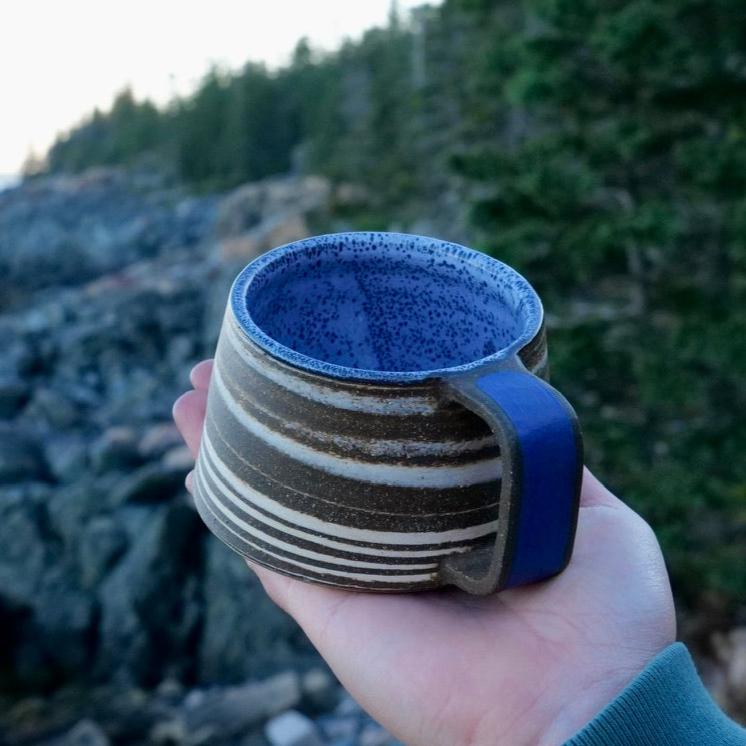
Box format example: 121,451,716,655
230,231,544,383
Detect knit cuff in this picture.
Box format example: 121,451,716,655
564,642,746,745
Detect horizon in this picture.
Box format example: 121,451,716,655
1,0,435,176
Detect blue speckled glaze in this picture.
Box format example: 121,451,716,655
230,232,543,382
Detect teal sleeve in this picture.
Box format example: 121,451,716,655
565,643,746,745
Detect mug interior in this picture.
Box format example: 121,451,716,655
232,233,542,381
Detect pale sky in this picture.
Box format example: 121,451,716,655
0,0,432,175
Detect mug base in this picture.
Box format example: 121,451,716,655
193,485,445,594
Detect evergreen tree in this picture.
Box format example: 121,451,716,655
454,0,746,605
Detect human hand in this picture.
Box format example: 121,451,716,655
174,359,675,746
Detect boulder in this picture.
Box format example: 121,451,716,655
184,672,301,741
46,480,108,547
0,483,99,687
214,175,331,264
218,212,310,264
139,422,184,460
0,166,216,299
32,568,96,675
199,537,313,682
108,462,187,506
53,719,110,746
0,376,29,418
214,175,329,240
359,722,397,746
265,710,323,746
25,387,80,428
45,435,89,482
96,502,202,683
0,485,49,606
77,516,128,588
301,668,339,713
0,167,334,702
0,427,47,483
161,446,194,473
90,427,141,472
316,712,358,742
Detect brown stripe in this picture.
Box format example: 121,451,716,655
218,358,501,466
518,321,547,372
198,453,490,558
217,328,492,441
194,490,442,591
197,470,443,575
202,415,500,532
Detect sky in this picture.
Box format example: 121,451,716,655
0,0,432,176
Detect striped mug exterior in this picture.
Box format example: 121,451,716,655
194,232,582,594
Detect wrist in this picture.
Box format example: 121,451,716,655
537,644,669,746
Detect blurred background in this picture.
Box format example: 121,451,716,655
1,0,745,743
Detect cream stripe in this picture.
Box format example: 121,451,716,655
221,368,496,457
196,475,436,583
225,316,439,415
212,364,502,488
199,445,475,558
200,432,499,545
196,466,437,571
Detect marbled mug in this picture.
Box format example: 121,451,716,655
194,232,582,594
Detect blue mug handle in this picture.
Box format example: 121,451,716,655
440,357,583,594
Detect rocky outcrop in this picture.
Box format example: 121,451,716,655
0,167,405,744
0,168,339,707
3,165,741,742
0,675,403,746
0,167,217,310
214,175,330,263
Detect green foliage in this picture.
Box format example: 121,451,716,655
49,89,163,172
455,0,746,608
42,0,746,612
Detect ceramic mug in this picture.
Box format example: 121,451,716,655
193,232,582,594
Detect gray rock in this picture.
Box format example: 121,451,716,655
26,387,80,428
0,166,216,300
54,719,110,746
359,723,395,746
301,668,339,713
199,538,312,682
109,462,186,505
32,569,96,675
0,485,48,605
0,336,35,377
0,479,97,684
162,445,194,472
90,427,141,472
214,176,330,240
168,334,196,366
0,376,29,417
139,422,183,460
148,717,188,745
0,427,47,483
264,710,323,746
96,502,202,683
155,676,185,704
184,672,301,741
334,696,363,717
0,169,337,700
47,480,107,547
78,516,128,588
316,714,358,742
45,434,89,482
